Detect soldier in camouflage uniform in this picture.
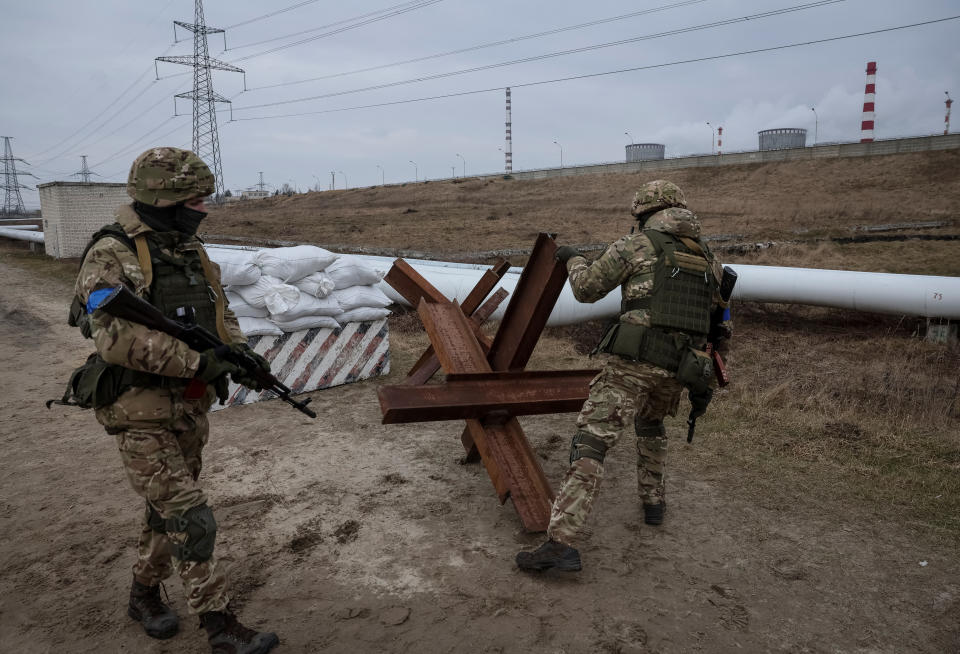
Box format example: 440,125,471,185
71,147,279,653
517,180,732,572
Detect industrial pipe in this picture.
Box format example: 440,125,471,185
0,227,44,243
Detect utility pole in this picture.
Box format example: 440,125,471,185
256,171,267,192
1,137,36,216
330,171,336,190
946,92,953,135
155,0,245,199
71,155,100,182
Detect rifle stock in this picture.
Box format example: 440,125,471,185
97,286,317,418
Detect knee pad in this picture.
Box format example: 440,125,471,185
635,416,665,439
569,431,609,464
145,502,165,533
165,504,217,562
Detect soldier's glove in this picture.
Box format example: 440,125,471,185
228,342,271,374
554,245,580,264
196,349,241,384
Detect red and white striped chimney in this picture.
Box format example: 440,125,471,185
860,61,877,142
717,126,723,154
945,92,953,135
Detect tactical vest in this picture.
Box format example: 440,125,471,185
61,223,222,407
596,229,718,376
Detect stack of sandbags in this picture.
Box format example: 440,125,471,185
206,245,392,337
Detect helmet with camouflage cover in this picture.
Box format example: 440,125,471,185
630,180,686,218
127,147,215,208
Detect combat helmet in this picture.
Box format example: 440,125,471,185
127,147,215,207
630,180,686,218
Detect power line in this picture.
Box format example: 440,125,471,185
232,0,845,112
228,16,960,123
89,115,185,170
248,0,707,93
225,0,321,30
228,0,445,62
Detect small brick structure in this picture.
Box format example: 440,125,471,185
38,182,128,259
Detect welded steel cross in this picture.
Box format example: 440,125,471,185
378,234,597,532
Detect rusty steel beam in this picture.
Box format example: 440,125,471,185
379,369,597,423
468,417,555,531
384,259,448,306
404,287,509,386
487,232,569,372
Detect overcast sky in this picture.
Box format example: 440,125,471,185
4,0,958,208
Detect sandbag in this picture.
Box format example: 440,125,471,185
255,245,338,282
225,290,268,318
325,255,384,289
331,285,393,312
335,307,391,324
293,271,336,298
271,315,341,332
237,316,283,337
230,276,301,314
269,293,341,321
206,247,261,286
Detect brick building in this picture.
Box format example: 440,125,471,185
38,182,128,258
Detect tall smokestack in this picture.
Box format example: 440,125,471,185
505,87,513,173
860,61,877,142
945,92,953,135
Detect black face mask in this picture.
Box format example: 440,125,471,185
134,201,206,236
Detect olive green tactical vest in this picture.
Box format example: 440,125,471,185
641,229,715,336
67,224,219,398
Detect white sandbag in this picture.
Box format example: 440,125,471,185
331,285,393,312
271,315,341,332
255,245,338,282
237,316,283,337
293,271,335,298
269,293,341,321
325,254,384,289
230,276,300,314
206,248,261,286
225,291,269,318
335,307,391,324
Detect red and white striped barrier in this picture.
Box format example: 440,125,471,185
211,318,390,411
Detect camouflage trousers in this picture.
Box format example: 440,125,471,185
548,355,683,546
96,384,230,615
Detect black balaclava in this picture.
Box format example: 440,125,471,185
134,201,207,236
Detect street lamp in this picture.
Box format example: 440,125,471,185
552,140,563,167
810,107,818,144
337,171,347,189
706,122,715,153
376,164,384,185
456,153,465,178
624,131,634,144
409,160,418,181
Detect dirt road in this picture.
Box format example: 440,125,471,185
1,251,957,653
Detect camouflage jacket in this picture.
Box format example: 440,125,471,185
74,204,245,378
566,207,727,330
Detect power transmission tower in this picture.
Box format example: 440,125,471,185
256,172,267,192
155,0,245,199
71,155,100,183
1,137,36,216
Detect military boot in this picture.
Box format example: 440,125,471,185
515,539,582,572
128,578,179,639
200,608,279,654
643,500,667,526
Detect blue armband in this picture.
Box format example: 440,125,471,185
86,287,116,314
722,307,731,321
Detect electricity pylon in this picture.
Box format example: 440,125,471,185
71,155,100,183
155,0,244,199
1,137,36,216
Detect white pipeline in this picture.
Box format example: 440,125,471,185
369,258,960,323
0,227,45,243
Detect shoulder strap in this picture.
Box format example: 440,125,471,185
194,244,231,342
133,235,153,288
79,223,132,268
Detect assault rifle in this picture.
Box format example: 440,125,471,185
708,266,738,387
686,266,738,443
94,285,317,418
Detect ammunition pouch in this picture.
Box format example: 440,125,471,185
635,416,666,439
166,504,217,562
569,431,609,464
595,322,713,394
47,354,165,410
